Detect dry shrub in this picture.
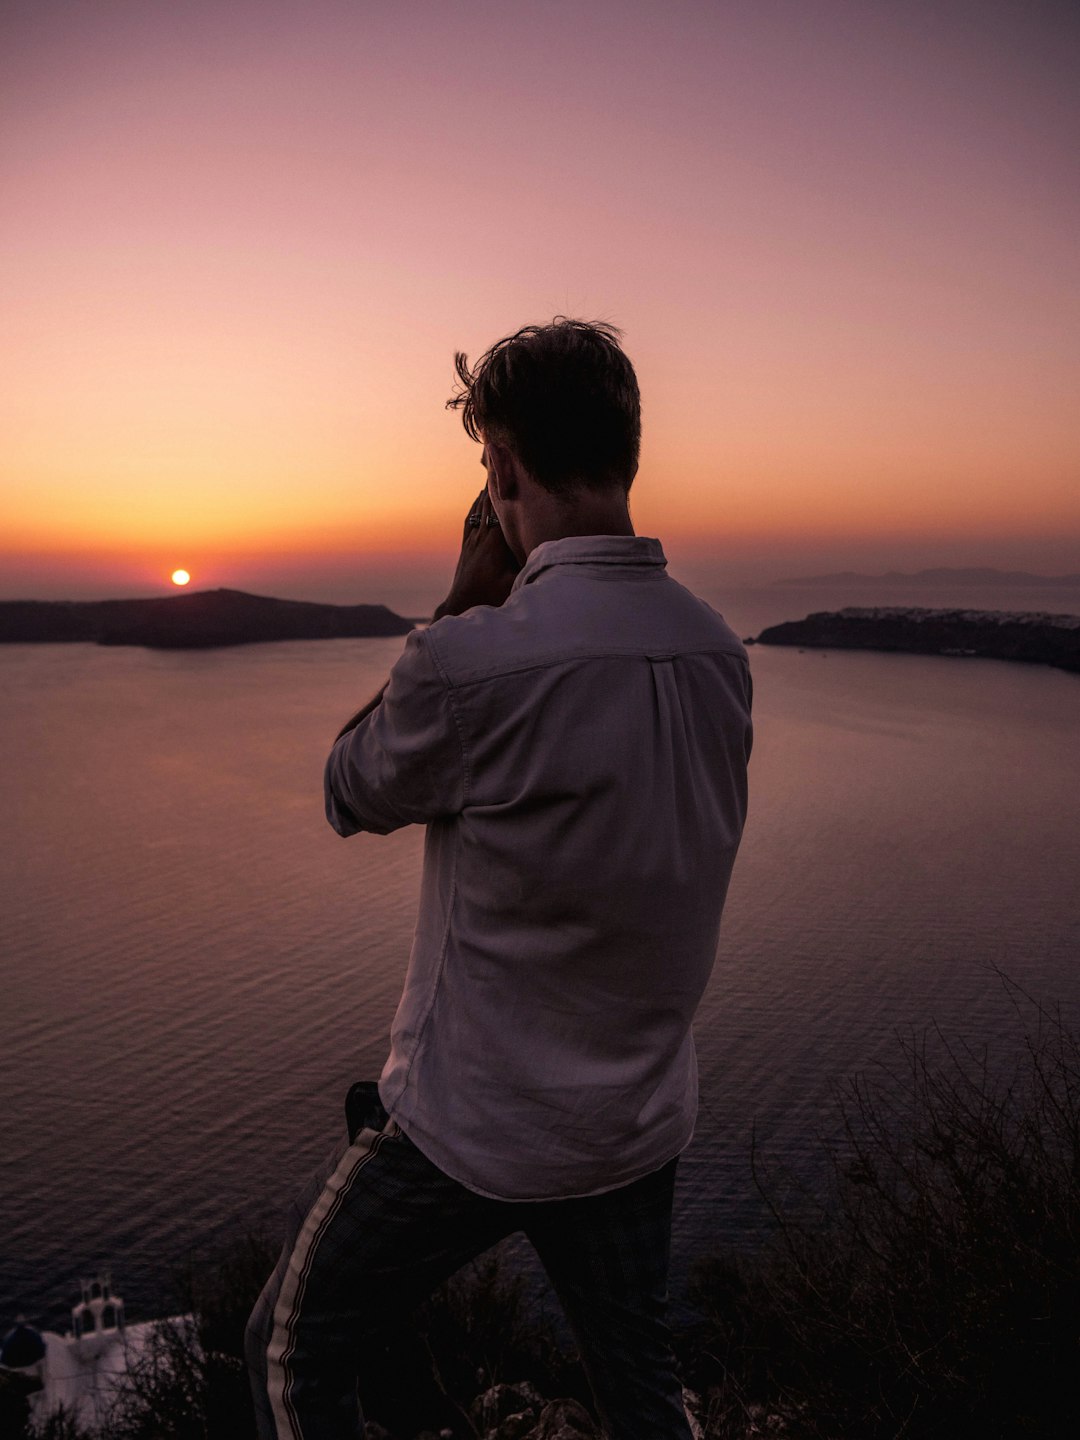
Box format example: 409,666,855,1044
357,1243,585,1437
687,979,1080,1439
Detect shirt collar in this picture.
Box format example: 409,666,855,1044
511,535,667,592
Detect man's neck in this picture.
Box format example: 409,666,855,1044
518,488,635,559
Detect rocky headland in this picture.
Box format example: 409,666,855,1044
772,566,1080,587
0,589,414,649
752,606,1080,674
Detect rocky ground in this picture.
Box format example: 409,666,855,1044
363,1379,712,1440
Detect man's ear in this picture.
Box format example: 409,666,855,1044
486,442,521,503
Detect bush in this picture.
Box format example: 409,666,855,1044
84,1229,280,1440
356,1243,585,1437
102,1318,209,1440
686,983,1080,1438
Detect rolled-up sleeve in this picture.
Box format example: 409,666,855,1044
324,629,466,836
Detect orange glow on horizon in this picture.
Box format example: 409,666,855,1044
2,3,1078,591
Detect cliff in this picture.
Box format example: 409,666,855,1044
0,589,415,649
753,607,1080,674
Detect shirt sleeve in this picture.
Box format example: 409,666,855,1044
324,628,466,836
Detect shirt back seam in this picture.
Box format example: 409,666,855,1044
442,646,750,689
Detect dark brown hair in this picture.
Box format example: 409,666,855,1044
446,317,641,495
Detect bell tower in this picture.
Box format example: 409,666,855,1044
71,1272,124,1346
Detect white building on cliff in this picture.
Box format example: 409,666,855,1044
1,1272,188,1432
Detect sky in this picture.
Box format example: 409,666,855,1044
3,0,1079,604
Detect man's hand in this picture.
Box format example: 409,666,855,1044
334,492,518,741
432,489,521,621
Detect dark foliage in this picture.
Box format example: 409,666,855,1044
356,1245,587,1437
685,983,1080,1438
23,1405,93,1440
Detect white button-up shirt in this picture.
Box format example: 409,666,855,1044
325,535,752,1200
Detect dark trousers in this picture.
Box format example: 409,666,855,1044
245,1086,692,1439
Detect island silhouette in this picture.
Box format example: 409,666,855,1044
752,607,1080,674
772,566,1080,588
0,589,415,649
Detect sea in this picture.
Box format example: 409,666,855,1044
2,579,1078,1331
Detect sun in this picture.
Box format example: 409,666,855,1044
171,569,191,587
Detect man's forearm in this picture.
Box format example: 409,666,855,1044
334,684,387,742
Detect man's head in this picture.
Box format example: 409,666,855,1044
446,317,641,496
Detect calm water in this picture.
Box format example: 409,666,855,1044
3,582,1079,1329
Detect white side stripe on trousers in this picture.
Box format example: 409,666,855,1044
266,1127,392,1439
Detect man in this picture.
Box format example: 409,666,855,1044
247,318,753,1439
